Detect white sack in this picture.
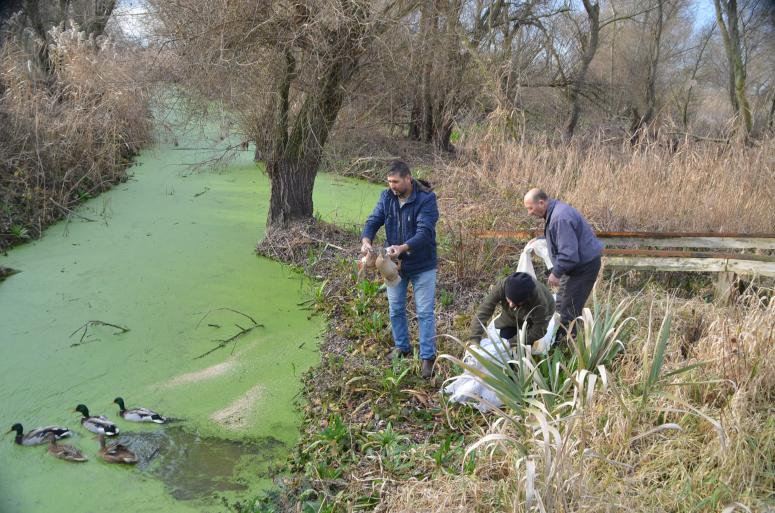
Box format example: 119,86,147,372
516,237,553,278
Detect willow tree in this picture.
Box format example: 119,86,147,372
152,0,414,230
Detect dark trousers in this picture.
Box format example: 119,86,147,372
556,256,601,339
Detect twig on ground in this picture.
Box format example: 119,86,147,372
298,230,349,252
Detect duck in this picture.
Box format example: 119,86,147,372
46,432,88,462
8,423,73,446
74,404,119,436
113,397,166,424
96,433,138,464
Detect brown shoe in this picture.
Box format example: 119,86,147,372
421,358,435,379
387,347,411,361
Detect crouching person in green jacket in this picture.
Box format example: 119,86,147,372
468,272,555,347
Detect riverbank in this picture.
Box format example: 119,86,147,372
254,137,774,512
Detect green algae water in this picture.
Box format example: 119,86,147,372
0,130,383,512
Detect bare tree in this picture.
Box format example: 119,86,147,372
152,0,416,230
560,0,600,141
713,0,753,135
670,22,715,129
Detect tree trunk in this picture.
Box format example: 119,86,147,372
680,24,714,129
409,0,436,141
265,38,360,230
714,0,752,136
768,90,775,131
266,158,317,228
630,0,664,143
641,0,663,128
432,118,454,152
563,0,600,142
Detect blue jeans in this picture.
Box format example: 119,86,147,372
386,268,437,360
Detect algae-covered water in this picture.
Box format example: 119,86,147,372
0,131,382,512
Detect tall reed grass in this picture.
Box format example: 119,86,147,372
437,133,775,234
0,22,152,249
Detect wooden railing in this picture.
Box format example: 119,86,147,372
474,230,775,301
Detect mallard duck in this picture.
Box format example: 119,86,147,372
47,432,88,462
96,433,138,464
74,404,118,436
8,423,73,446
113,397,166,424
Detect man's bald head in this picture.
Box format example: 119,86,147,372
524,188,550,218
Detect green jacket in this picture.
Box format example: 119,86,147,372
468,275,555,345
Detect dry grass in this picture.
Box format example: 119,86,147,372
436,132,775,234
379,287,775,513
0,23,152,249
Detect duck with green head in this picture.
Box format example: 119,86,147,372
74,404,118,436
113,397,166,424
8,423,72,446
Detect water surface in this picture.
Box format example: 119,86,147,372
0,133,382,512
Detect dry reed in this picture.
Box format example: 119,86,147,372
437,133,775,234
380,286,774,513
0,23,152,249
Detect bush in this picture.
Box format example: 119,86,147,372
0,22,152,250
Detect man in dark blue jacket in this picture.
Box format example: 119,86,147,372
361,160,439,379
523,188,603,340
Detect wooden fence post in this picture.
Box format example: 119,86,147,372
715,271,736,304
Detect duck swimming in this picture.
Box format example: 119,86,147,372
8,423,73,446
96,433,138,464
113,397,166,424
74,404,118,436
47,432,88,462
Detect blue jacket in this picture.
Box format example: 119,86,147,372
545,199,603,278
361,179,439,276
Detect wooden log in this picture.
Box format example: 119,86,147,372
602,237,775,250
473,230,775,249
603,249,775,263
603,256,729,273
603,256,775,277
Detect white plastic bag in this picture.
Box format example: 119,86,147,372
516,237,553,278
443,321,512,412
531,312,561,355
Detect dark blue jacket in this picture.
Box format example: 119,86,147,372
361,179,439,276
545,199,603,278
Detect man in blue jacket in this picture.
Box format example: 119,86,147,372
523,188,603,341
361,160,439,379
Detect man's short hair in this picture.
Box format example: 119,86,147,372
531,189,549,202
387,160,411,178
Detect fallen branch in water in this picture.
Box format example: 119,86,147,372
50,198,97,223
193,308,264,359
69,320,130,346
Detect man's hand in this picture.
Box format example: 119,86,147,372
360,238,372,256
547,273,561,288
386,244,408,257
